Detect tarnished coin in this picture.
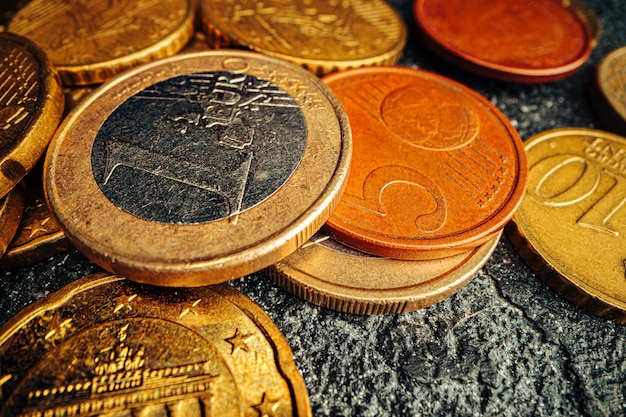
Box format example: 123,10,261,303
0,32,63,200
268,230,500,315
0,185,24,256
590,46,626,136
45,51,351,287
199,0,406,76
506,128,626,323
413,0,595,82
8,0,195,85
323,67,527,260
0,273,311,416
1,166,72,270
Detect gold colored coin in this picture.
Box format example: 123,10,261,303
0,184,24,256
506,128,626,323
8,0,195,85
269,230,500,315
45,51,351,287
0,32,63,199
591,45,626,136
1,167,72,270
199,0,407,75
0,273,311,416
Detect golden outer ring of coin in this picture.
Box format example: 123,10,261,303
506,128,626,323
0,185,25,256
0,273,312,416
594,46,626,129
0,33,64,200
198,0,407,76
268,231,500,315
45,51,351,287
569,0,601,48
8,0,195,86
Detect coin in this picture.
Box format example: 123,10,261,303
413,0,594,82
0,184,24,257
8,0,195,86
268,230,501,315
45,51,351,287
323,67,527,260
0,32,63,200
590,46,626,136
569,0,601,48
0,273,311,416
506,128,626,323
199,0,407,76
1,166,72,270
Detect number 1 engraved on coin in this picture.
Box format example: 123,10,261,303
91,71,307,224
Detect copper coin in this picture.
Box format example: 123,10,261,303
45,51,351,287
413,0,594,82
0,32,64,199
0,273,311,416
323,67,527,260
268,230,500,315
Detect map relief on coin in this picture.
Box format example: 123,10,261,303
91,71,307,224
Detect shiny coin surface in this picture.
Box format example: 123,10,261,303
413,0,594,82
323,67,527,260
0,32,63,200
8,0,195,85
0,185,24,256
45,51,351,287
0,273,311,416
591,46,626,136
507,128,626,323
199,0,406,76
1,167,72,270
269,230,501,315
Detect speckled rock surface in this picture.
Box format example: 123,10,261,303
2,1,626,416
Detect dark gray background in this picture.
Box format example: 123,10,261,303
2,0,626,415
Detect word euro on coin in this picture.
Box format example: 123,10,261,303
45,51,351,287
0,273,311,416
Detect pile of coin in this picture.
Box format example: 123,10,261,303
1,0,625,415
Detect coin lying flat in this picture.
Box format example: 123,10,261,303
268,230,500,315
323,67,527,260
199,0,407,76
1,166,72,270
0,185,24,257
0,273,311,416
507,128,626,323
8,0,195,85
0,32,63,200
590,46,626,136
45,51,351,287
413,0,594,82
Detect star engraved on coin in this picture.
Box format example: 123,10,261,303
254,393,281,417
25,216,50,239
179,299,202,318
112,293,138,313
226,328,253,354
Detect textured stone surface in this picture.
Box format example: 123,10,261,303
2,1,626,416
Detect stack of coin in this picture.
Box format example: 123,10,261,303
269,66,529,314
413,0,598,82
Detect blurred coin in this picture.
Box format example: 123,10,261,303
0,32,63,199
323,67,527,260
506,128,626,323
45,51,351,287
1,165,72,270
8,0,195,85
0,184,24,256
0,273,311,416
413,0,595,82
590,46,626,136
199,0,406,75
269,230,500,315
